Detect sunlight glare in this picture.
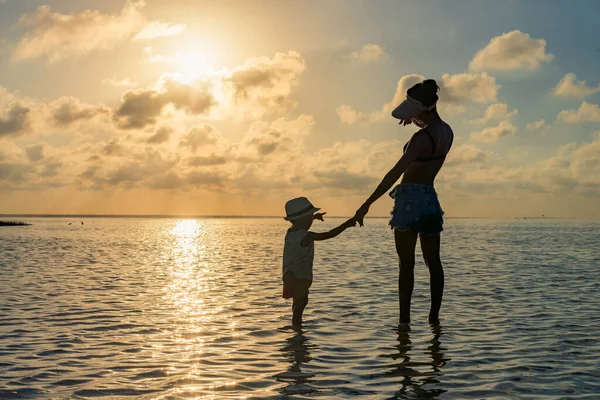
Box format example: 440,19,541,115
173,51,213,82
171,219,202,237
164,39,220,83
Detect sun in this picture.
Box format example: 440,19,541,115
166,39,221,83
147,36,225,84
172,51,213,82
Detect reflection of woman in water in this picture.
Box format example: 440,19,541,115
383,325,448,398
354,79,454,325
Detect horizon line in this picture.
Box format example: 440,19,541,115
0,213,574,220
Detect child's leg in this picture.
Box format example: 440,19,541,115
292,295,308,326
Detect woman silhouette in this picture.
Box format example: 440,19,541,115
354,79,453,325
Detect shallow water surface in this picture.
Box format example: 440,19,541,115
1,217,599,399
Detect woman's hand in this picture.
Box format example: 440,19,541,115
353,204,369,227
313,212,327,221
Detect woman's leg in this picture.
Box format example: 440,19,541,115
419,234,444,324
394,229,418,324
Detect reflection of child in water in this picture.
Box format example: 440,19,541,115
282,197,355,327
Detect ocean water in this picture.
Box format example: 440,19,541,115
0,217,599,399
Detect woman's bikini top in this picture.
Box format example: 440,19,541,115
403,128,453,162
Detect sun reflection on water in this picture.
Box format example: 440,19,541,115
166,220,209,323
164,220,240,395
170,219,203,237
166,220,208,391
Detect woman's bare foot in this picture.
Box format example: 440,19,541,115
397,322,410,331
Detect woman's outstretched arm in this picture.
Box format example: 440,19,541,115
354,132,429,226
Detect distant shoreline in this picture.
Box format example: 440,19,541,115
0,214,577,220
0,221,31,226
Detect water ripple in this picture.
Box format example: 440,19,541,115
0,217,599,398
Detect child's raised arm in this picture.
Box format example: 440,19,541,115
300,218,356,246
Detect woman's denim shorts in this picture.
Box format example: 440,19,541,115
389,184,444,235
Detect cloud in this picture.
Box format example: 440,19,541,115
113,89,165,129
133,21,186,40
226,51,306,117
229,166,293,191
144,47,174,64
24,144,45,161
111,51,307,125
113,78,214,129
339,74,424,125
232,137,381,193
186,154,227,166
3,88,597,207
106,163,145,186
92,149,179,187
238,115,314,158
470,120,517,143
39,161,62,177
445,144,489,166
1,88,115,140
437,103,468,116
348,44,386,63
388,73,500,106
557,102,600,123
440,72,499,103
573,138,600,160
103,138,127,156
146,172,183,190
0,162,32,183
179,125,221,152
146,169,225,190
146,126,172,144
382,74,426,114
12,1,146,63
299,139,401,192
0,102,30,137
469,30,554,71
310,170,376,190
338,72,499,125
553,73,600,99
113,51,304,127
52,97,109,126
336,105,384,124
102,77,137,87
145,169,224,191
471,103,518,124
526,119,546,130
186,170,224,187
522,138,600,196
12,1,187,63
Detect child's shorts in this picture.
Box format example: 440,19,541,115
282,272,312,299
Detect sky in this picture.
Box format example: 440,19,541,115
1,0,599,218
